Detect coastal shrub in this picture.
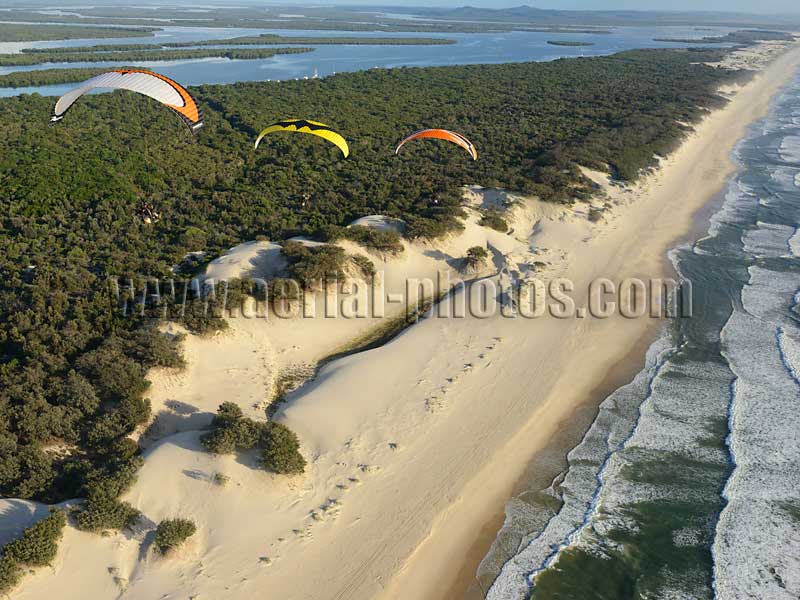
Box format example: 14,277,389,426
588,207,605,223
3,510,66,567
200,427,240,454
120,331,185,370
85,397,151,448
0,510,67,595
465,246,489,268
268,278,302,301
202,404,305,475
260,423,306,475
0,555,21,595
405,213,464,240
154,518,197,555
174,298,229,336
75,341,149,404
211,401,244,427
212,472,230,486
351,255,376,280
325,226,404,255
2,446,54,500
479,211,509,233
282,241,348,288
75,494,141,532
181,226,207,250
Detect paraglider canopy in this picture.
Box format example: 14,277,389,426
50,69,204,134
395,129,477,161
255,119,349,158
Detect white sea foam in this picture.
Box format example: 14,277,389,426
742,266,799,323
778,327,800,386
778,135,800,164
485,332,738,599
485,337,676,599
768,164,800,192
742,222,796,257
789,227,800,257
484,65,800,599
706,178,755,239
712,274,800,599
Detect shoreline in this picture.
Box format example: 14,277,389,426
456,113,749,600
458,321,663,600
381,41,800,600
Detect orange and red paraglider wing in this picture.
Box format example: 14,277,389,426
395,128,477,160
51,69,203,134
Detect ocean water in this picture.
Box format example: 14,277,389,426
481,67,800,599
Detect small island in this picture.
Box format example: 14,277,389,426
547,40,595,47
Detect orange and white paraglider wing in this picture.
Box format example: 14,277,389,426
395,128,477,160
51,69,203,134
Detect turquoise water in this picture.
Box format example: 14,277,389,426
0,25,734,97
481,67,800,599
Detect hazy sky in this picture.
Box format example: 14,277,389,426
323,0,799,13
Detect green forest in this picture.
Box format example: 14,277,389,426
0,68,147,89
0,47,312,67
19,36,455,55
0,47,745,547
163,34,456,47
0,23,157,43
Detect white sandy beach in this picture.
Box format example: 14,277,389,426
4,40,800,600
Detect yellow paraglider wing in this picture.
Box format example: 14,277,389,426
254,119,349,158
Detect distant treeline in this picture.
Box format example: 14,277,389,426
0,23,158,43
546,40,595,47
0,10,511,33
165,34,456,47
0,67,146,88
19,36,456,56
0,47,313,67
522,27,612,34
655,29,795,45
0,47,745,528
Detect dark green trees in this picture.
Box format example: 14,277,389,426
202,403,306,475
0,510,67,594
154,518,197,555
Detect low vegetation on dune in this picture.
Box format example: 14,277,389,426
154,518,197,555
465,246,489,268
0,48,744,528
322,225,405,256
201,403,306,475
281,241,349,289
0,510,66,594
478,211,509,233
